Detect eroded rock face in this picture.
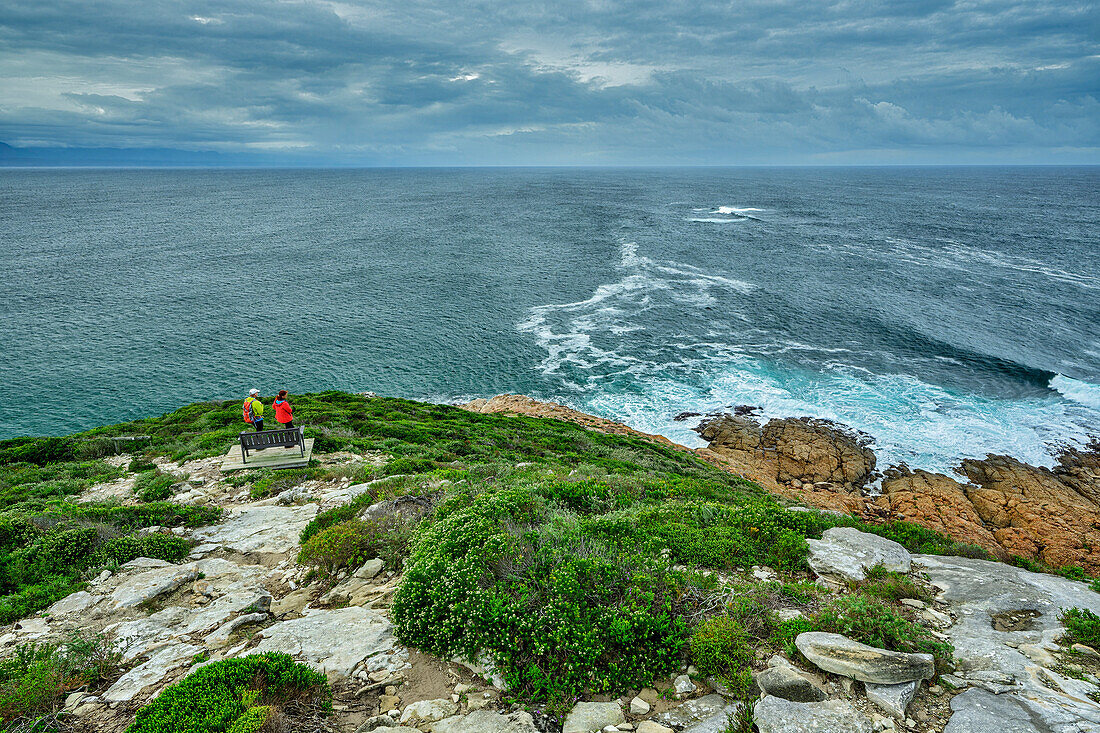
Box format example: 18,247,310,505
876,467,1003,555
959,454,1100,573
918,554,1100,730
696,415,876,489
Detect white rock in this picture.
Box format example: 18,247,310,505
630,696,651,715
400,698,459,725
673,673,695,694
251,606,397,676
806,527,911,582
191,504,318,555
429,710,539,733
355,558,385,579
563,701,626,733
635,723,674,733
104,643,199,703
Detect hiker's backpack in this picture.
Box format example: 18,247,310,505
243,399,254,424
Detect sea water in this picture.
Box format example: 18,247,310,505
1,166,1097,472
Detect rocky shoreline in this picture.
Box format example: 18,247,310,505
465,395,1100,575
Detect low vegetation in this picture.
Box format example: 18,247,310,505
125,652,330,733
1,393,973,716
1060,608,1100,649
0,633,123,729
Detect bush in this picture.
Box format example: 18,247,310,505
96,533,191,566
813,595,952,660
690,616,752,690
858,566,931,604
1060,608,1100,649
380,457,436,477
127,652,330,733
297,517,411,577
392,488,687,706
0,633,123,725
134,469,179,503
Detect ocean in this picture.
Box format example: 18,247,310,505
2,166,1098,473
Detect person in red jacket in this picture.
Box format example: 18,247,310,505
272,390,294,428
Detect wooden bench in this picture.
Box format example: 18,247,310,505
238,427,305,464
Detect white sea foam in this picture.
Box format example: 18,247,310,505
518,239,1100,475
687,217,747,224
1051,374,1100,411
716,206,765,215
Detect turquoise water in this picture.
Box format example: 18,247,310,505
2,167,1098,472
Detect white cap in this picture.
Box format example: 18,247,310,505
249,388,260,395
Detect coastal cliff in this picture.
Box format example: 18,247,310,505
1,392,1099,733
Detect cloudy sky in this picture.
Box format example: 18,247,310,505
1,0,1097,165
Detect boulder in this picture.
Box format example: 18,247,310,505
795,632,933,684
864,680,917,718
754,697,872,733
755,665,827,702
355,558,385,580
805,527,910,582
629,696,651,715
400,698,459,725
673,673,695,694
562,702,625,733
429,710,539,733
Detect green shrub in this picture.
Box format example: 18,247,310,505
95,533,191,566
690,616,752,691
128,459,157,474
0,633,123,724
392,488,687,706
858,566,931,603
297,517,411,577
1061,608,1100,649
127,652,329,733
134,469,179,502
813,595,952,660
380,457,436,477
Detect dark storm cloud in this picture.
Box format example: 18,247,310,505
1,0,1096,163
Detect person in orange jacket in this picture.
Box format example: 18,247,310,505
272,390,294,428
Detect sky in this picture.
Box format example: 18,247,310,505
1,0,1098,166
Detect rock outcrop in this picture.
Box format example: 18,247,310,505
695,414,877,491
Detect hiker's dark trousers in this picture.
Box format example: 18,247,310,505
253,419,264,431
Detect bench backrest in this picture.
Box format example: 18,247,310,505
240,428,302,449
